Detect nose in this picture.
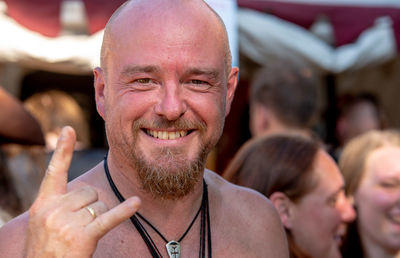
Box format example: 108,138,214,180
154,82,187,121
338,194,356,223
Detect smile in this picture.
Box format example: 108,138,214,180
146,129,190,140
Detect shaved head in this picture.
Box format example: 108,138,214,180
100,0,232,76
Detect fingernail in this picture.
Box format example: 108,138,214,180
130,197,141,209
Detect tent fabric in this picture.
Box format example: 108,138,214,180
3,0,125,37
238,0,400,50
238,8,397,73
4,0,61,37
0,9,102,74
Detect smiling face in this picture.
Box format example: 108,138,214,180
288,150,356,258
355,146,400,254
94,0,238,199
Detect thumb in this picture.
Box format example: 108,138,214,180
87,196,141,240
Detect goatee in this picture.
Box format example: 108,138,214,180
135,146,208,200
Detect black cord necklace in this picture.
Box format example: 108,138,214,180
103,156,212,258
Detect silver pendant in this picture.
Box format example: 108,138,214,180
166,240,181,258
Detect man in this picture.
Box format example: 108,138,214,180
0,0,288,257
249,61,319,138
332,92,386,160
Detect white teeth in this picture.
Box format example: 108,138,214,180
146,129,188,140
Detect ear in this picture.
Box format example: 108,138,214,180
93,67,106,120
224,67,239,117
269,192,294,230
249,103,270,137
336,117,348,143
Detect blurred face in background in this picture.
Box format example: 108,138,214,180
355,146,400,254
287,150,356,258
338,101,381,146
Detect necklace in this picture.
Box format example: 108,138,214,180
103,156,212,258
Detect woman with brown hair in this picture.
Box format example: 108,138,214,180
339,130,400,258
223,134,355,258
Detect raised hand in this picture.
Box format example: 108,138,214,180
25,126,141,257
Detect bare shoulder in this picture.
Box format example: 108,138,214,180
0,212,29,257
205,170,289,257
205,169,280,219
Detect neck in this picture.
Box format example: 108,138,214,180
105,151,205,224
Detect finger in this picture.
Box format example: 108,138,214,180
76,201,108,225
86,196,141,239
38,126,76,198
62,186,99,211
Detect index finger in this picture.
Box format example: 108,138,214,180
37,126,76,198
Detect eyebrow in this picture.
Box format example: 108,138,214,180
120,65,161,78
183,68,221,80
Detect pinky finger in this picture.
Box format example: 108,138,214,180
86,196,141,239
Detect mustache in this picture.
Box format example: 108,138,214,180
132,117,207,131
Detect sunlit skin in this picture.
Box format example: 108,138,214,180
355,146,400,257
288,150,356,258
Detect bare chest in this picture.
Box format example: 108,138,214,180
92,218,265,258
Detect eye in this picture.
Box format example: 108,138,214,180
129,78,157,91
136,78,153,84
190,79,208,85
380,181,400,189
327,195,339,207
327,191,345,207
186,79,212,92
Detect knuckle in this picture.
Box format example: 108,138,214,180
93,218,108,237
98,202,109,213
58,224,76,243
42,209,60,229
82,186,99,200
29,202,41,217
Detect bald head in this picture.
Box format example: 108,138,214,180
100,0,231,76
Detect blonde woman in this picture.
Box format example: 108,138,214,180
340,130,400,258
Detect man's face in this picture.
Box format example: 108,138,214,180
355,146,400,253
289,150,356,258
94,3,237,199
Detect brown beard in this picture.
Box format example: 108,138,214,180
135,146,209,200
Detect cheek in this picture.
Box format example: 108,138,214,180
357,188,395,212
189,93,225,126
355,188,395,229
294,206,338,234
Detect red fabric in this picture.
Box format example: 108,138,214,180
5,0,62,37
82,0,125,34
238,0,400,50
